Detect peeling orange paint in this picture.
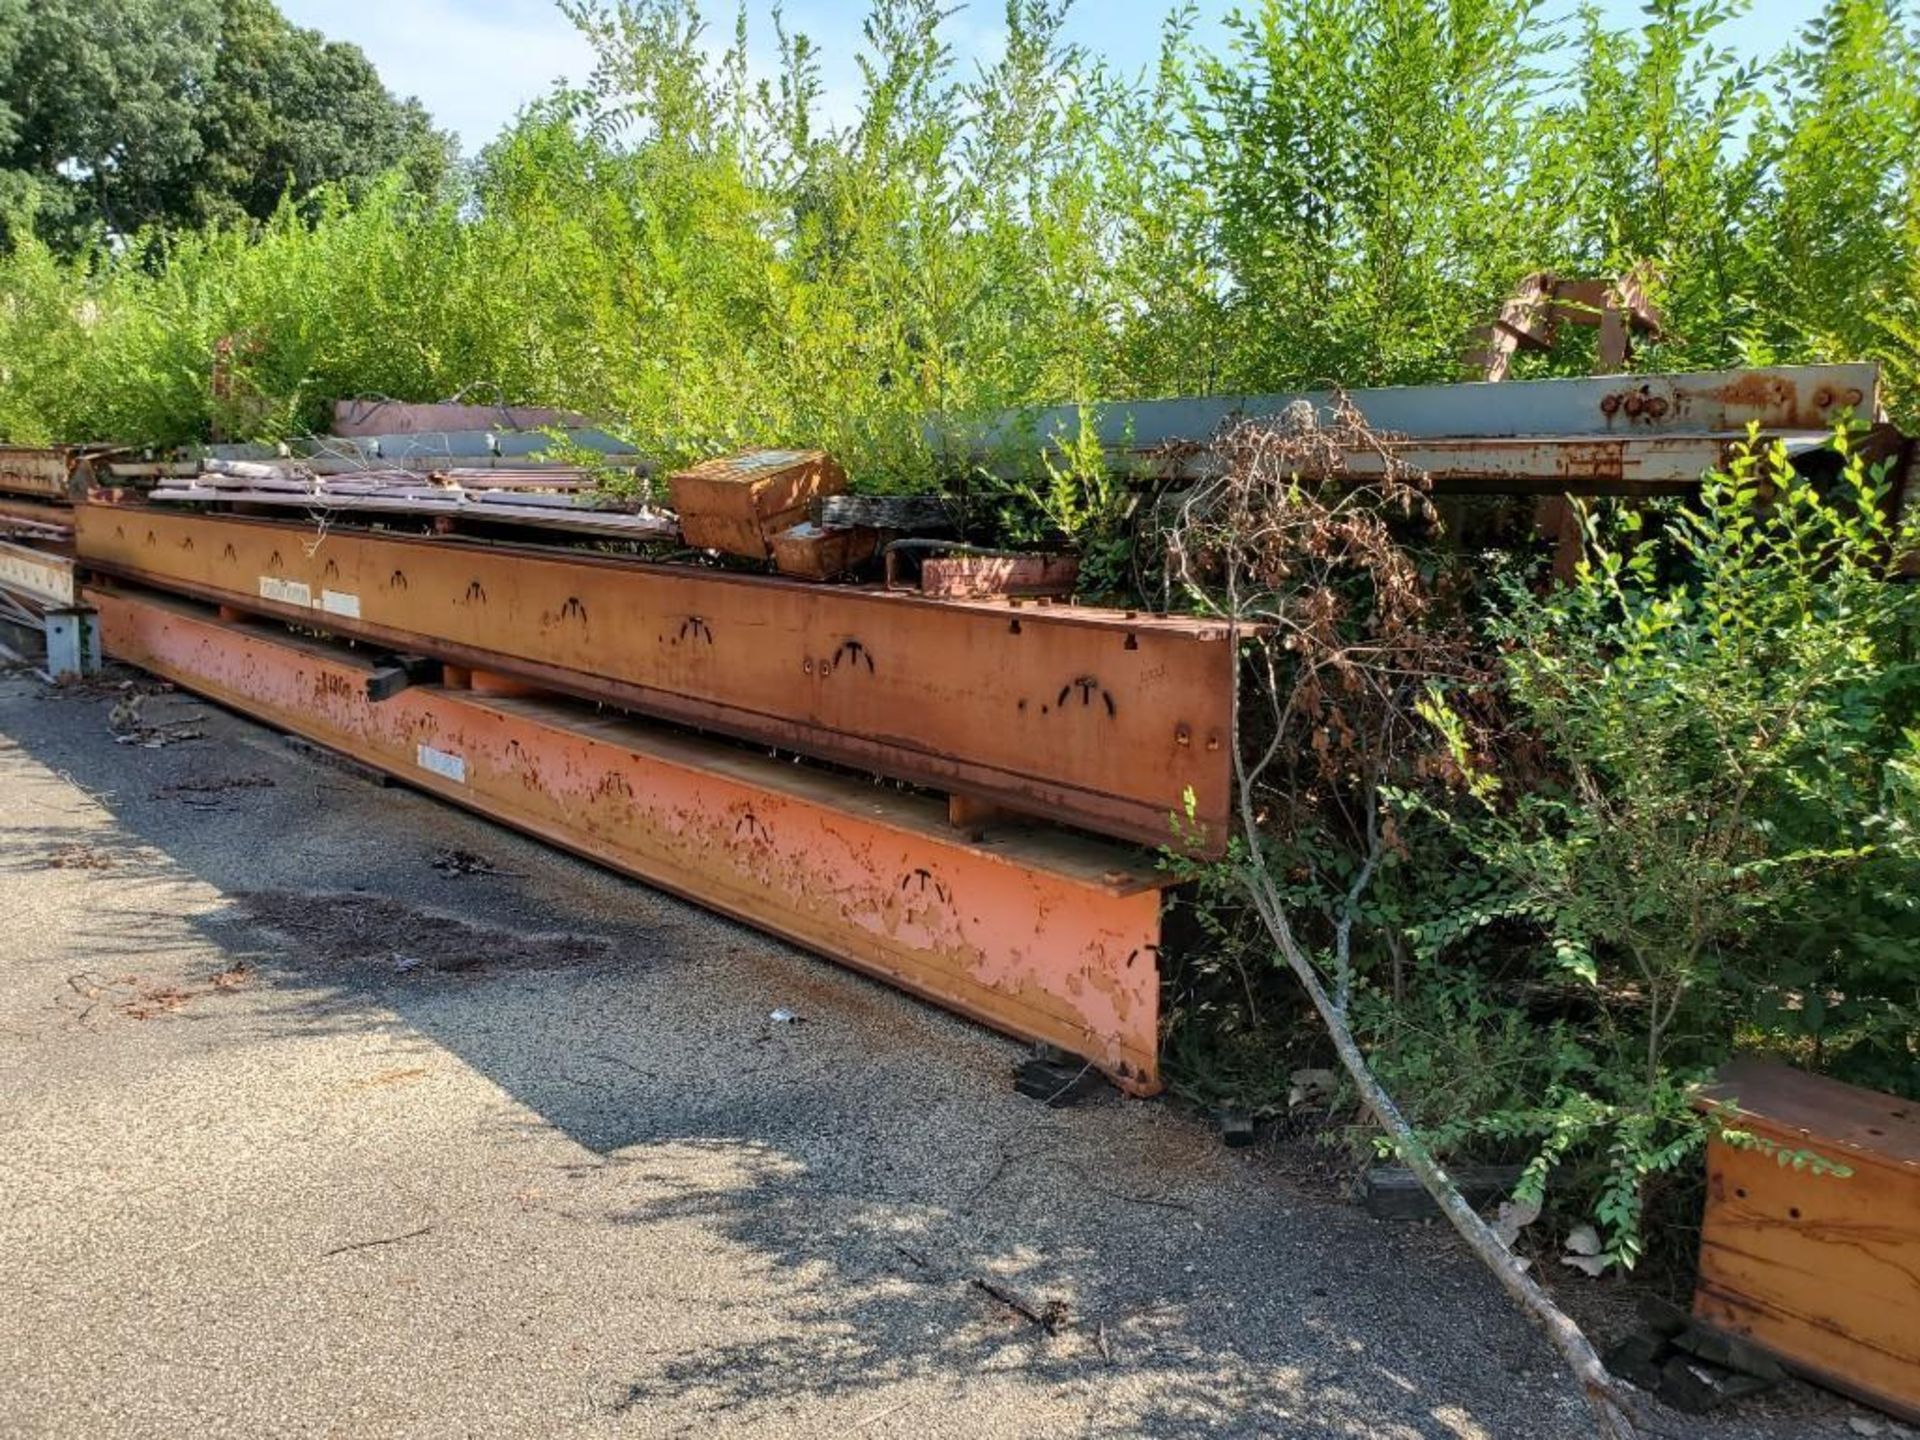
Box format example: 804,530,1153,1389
91,587,1170,1091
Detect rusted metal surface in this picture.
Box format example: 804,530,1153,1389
147,474,677,543
0,542,75,607
91,585,1168,1090
769,522,879,580
920,553,1081,599
0,495,75,536
669,449,847,559
99,453,645,484
949,364,1884,466
1693,1060,1920,1420
1467,271,1666,577
75,507,1235,853
0,446,84,503
1163,431,1833,493
1465,269,1663,381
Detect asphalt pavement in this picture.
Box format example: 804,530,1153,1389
0,670,1868,1439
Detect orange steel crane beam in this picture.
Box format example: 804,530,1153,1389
90,585,1171,1091
76,505,1235,854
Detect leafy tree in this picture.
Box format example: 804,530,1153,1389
180,0,453,227
0,0,221,248
1185,0,1564,389
0,0,449,251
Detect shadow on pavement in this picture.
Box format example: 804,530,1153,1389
0,672,1593,1439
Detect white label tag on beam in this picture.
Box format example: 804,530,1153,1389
258,576,311,607
415,744,467,784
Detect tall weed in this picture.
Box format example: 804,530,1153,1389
0,0,1914,461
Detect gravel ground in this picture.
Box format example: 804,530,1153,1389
0,670,1883,1439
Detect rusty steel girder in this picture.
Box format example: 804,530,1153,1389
76,506,1235,853
0,495,76,538
91,586,1168,1090
0,446,80,503
0,542,74,608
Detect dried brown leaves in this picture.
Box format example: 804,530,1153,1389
1165,394,1490,834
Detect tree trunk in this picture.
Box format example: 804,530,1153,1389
1243,872,1641,1440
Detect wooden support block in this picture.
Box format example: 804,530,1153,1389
669,449,846,560
1693,1059,1920,1422
947,792,1012,841
770,521,878,580
468,668,541,698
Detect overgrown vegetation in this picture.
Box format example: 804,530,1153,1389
1153,398,1917,1432
1164,414,1918,1268
1419,431,1918,1265
0,0,1915,458
1156,402,1656,1432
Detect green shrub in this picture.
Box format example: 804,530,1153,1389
2,0,1916,463
1414,428,1920,1265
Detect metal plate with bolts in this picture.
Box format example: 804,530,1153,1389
44,609,100,680
90,585,1171,1090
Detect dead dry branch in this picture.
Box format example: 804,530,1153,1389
1164,397,1640,1439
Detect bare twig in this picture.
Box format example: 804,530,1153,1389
319,1224,433,1258
970,1276,1069,1333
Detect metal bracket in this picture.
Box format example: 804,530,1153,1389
365,654,442,703
44,607,100,680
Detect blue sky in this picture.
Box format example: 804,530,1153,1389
279,0,1831,154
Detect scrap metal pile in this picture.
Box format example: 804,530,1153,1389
0,444,106,676
146,461,679,542
16,364,1908,1090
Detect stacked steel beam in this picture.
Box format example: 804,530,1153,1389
0,445,104,677
71,363,1909,1088
80,426,1224,1089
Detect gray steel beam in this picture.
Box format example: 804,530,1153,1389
0,542,75,607
939,364,1882,458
